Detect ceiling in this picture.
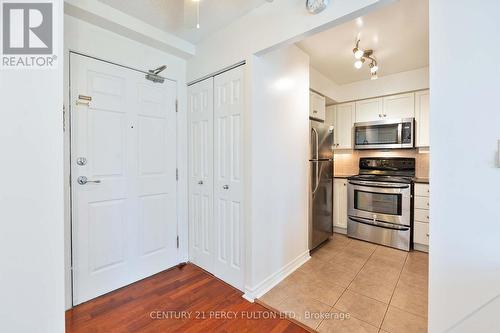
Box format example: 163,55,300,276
297,0,429,85
98,0,267,44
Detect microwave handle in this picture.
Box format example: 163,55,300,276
311,127,319,160
397,123,403,144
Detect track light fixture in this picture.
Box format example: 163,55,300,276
352,39,379,80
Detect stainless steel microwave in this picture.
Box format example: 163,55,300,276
354,118,415,150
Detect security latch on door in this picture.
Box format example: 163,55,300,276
76,95,92,107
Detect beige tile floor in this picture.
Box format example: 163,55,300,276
259,233,428,333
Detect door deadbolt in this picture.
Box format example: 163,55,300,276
76,157,87,166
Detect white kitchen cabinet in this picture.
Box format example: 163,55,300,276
382,92,415,119
332,102,355,150
333,178,348,230
310,91,326,121
415,196,430,210
415,90,430,147
415,183,430,196
414,222,429,246
414,183,430,252
355,97,384,123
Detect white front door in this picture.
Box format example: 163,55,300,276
70,54,178,305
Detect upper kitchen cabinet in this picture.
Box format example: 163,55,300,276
355,97,383,122
310,91,326,121
415,90,430,147
383,92,415,120
332,102,355,149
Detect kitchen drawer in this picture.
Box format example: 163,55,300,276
414,221,429,245
415,196,429,209
415,208,429,223
415,184,430,197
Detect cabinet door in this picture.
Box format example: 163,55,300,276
414,221,429,246
333,179,348,229
326,105,336,128
355,98,383,123
335,102,355,149
415,90,430,147
310,92,326,121
383,93,415,119
213,66,244,290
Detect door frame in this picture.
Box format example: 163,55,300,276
67,51,180,307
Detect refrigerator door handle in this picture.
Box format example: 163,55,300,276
311,127,319,160
311,161,320,195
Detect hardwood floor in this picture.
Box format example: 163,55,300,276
66,263,306,333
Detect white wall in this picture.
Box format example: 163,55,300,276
64,15,189,309
0,3,65,333
188,0,394,81
244,45,310,299
429,1,500,332
310,67,342,101
64,0,195,58
311,66,429,102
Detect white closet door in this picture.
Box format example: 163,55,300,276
213,67,244,290
188,78,214,273
71,54,178,305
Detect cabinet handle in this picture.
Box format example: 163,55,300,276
426,233,429,237
223,185,229,190
383,114,387,117
198,180,203,185
378,114,382,118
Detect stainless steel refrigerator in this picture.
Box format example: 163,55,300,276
309,119,334,251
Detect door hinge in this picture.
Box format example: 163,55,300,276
176,168,179,181
63,104,66,132
176,236,179,249
175,99,178,113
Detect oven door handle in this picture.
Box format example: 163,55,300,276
348,181,410,189
348,216,410,231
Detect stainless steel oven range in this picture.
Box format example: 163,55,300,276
347,157,415,251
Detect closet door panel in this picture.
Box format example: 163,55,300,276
187,78,214,272
213,66,244,290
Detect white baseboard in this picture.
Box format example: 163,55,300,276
242,250,310,302
414,243,429,253
333,227,347,235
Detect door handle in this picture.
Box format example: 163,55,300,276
223,185,229,190
77,176,101,185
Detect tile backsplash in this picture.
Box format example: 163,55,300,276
334,149,429,178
